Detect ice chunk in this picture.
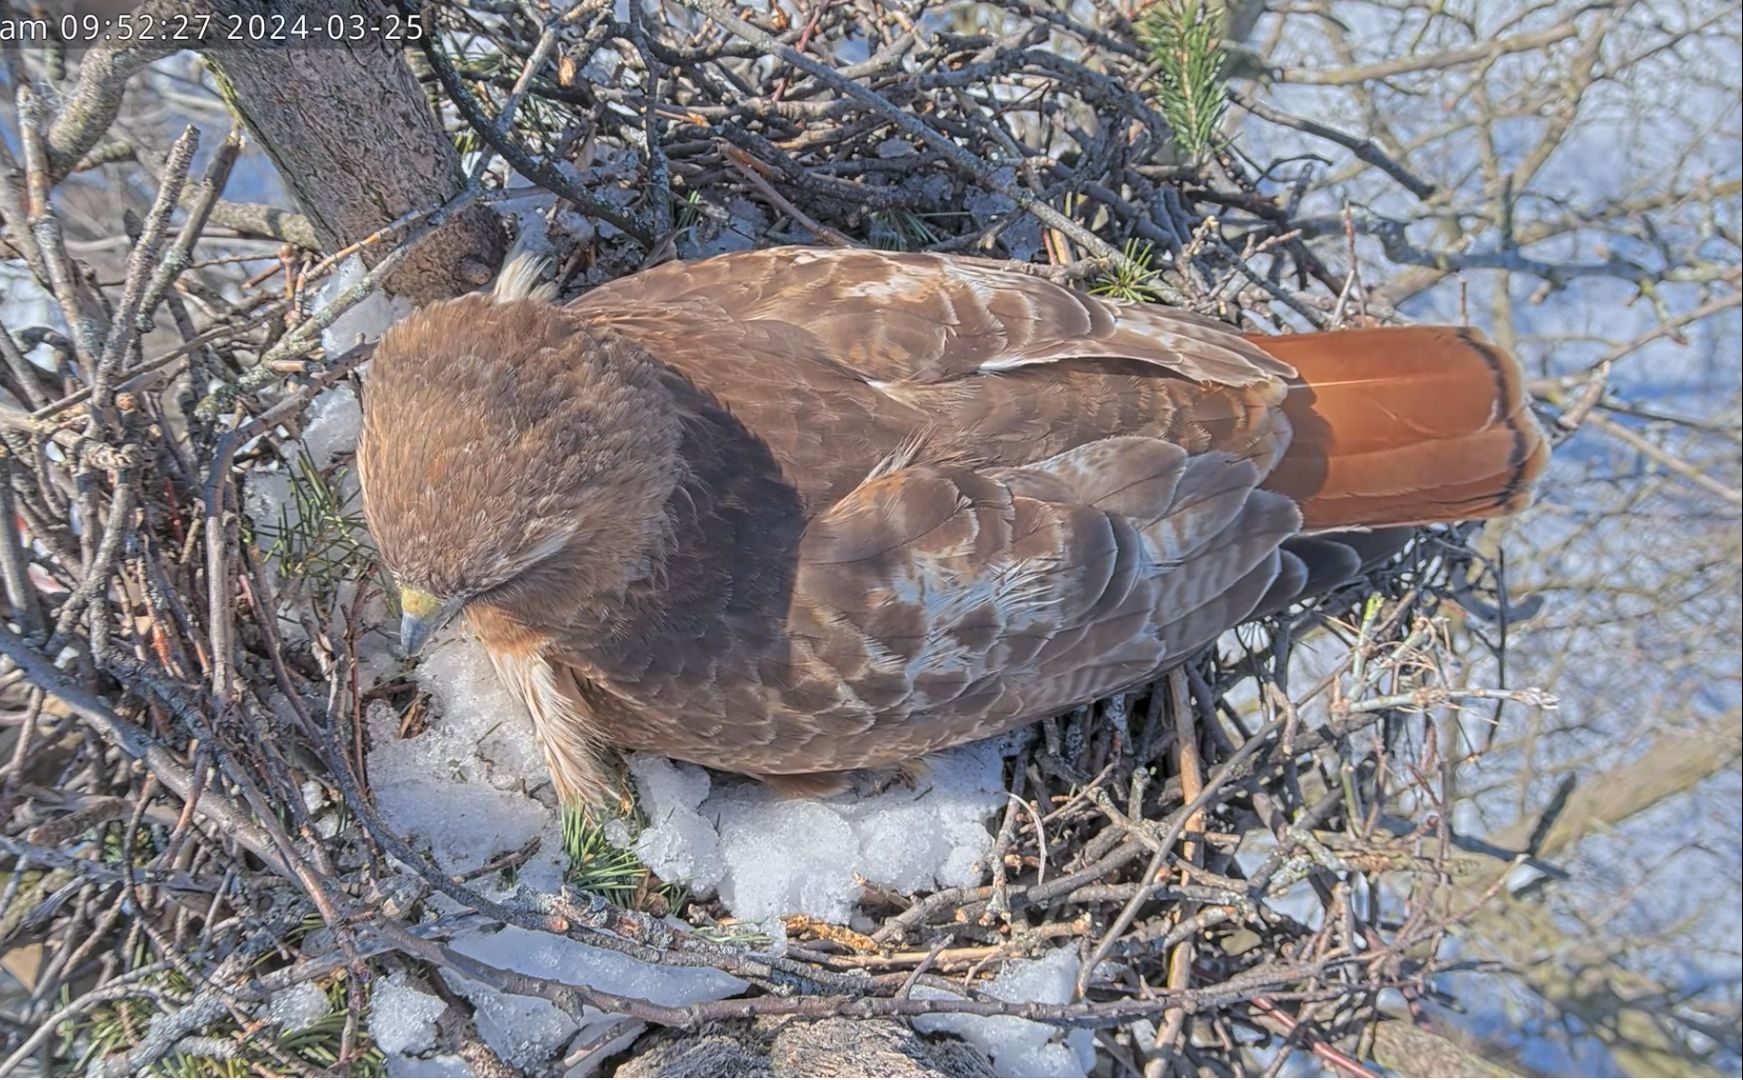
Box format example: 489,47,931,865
318,255,412,355
847,797,948,893
1067,1026,1097,1073
715,793,861,922
914,946,1087,1078
630,753,711,813
366,623,580,990
365,699,550,875
369,972,446,1056
628,755,726,892
365,627,1017,1069
564,1016,646,1076
366,632,557,879
299,386,363,471
458,981,577,1072
626,738,1011,922
453,926,746,1008
413,635,548,790
263,982,329,1033
387,1053,474,1077
447,926,745,1071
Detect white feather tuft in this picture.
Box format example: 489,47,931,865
491,248,559,304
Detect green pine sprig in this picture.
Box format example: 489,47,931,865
1138,1,1231,162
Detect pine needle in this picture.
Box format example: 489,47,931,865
868,209,940,250
1138,1,1230,162
252,451,373,596
1091,240,1169,303
562,803,651,904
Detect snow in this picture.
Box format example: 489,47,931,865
386,1054,473,1077
299,386,364,471
365,697,563,887
318,255,412,356
360,634,748,1072
262,982,329,1034
623,756,725,890
628,740,1012,923
445,925,746,1072
412,635,550,789
714,795,861,922
0,262,68,371
362,627,573,888
453,975,576,1072
364,631,1019,1069
367,627,1013,928
368,972,447,1056
914,947,1096,1078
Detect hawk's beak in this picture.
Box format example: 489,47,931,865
399,587,458,656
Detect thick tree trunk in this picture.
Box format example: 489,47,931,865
197,0,504,301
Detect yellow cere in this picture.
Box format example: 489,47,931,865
400,587,443,620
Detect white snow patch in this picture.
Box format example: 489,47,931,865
914,946,1092,1077
386,1053,474,1077
0,262,68,372
318,255,412,355
413,635,550,790
714,794,860,922
299,386,364,471
366,630,729,1072
628,737,1012,923
365,631,566,886
447,926,745,1072
263,982,329,1033
368,972,447,1056
370,618,1020,1067
627,756,727,891
365,697,560,886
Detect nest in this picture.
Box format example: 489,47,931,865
0,1,1548,1075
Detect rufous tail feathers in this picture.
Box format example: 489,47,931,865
1253,326,1549,531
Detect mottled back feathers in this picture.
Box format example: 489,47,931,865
358,247,1548,805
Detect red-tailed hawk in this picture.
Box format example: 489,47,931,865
357,247,1547,807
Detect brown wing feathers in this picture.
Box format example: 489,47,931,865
362,247,1551,801
1253,325,1549,530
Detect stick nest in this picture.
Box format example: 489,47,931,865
0,1,1547,1075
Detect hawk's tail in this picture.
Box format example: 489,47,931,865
1253,326,1549,531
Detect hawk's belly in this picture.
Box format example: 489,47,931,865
553,635,1170,779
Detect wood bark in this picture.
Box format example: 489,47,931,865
196,0,504,301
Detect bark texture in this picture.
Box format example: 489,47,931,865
198,0,504,301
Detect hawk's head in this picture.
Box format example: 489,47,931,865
357,290,683,654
